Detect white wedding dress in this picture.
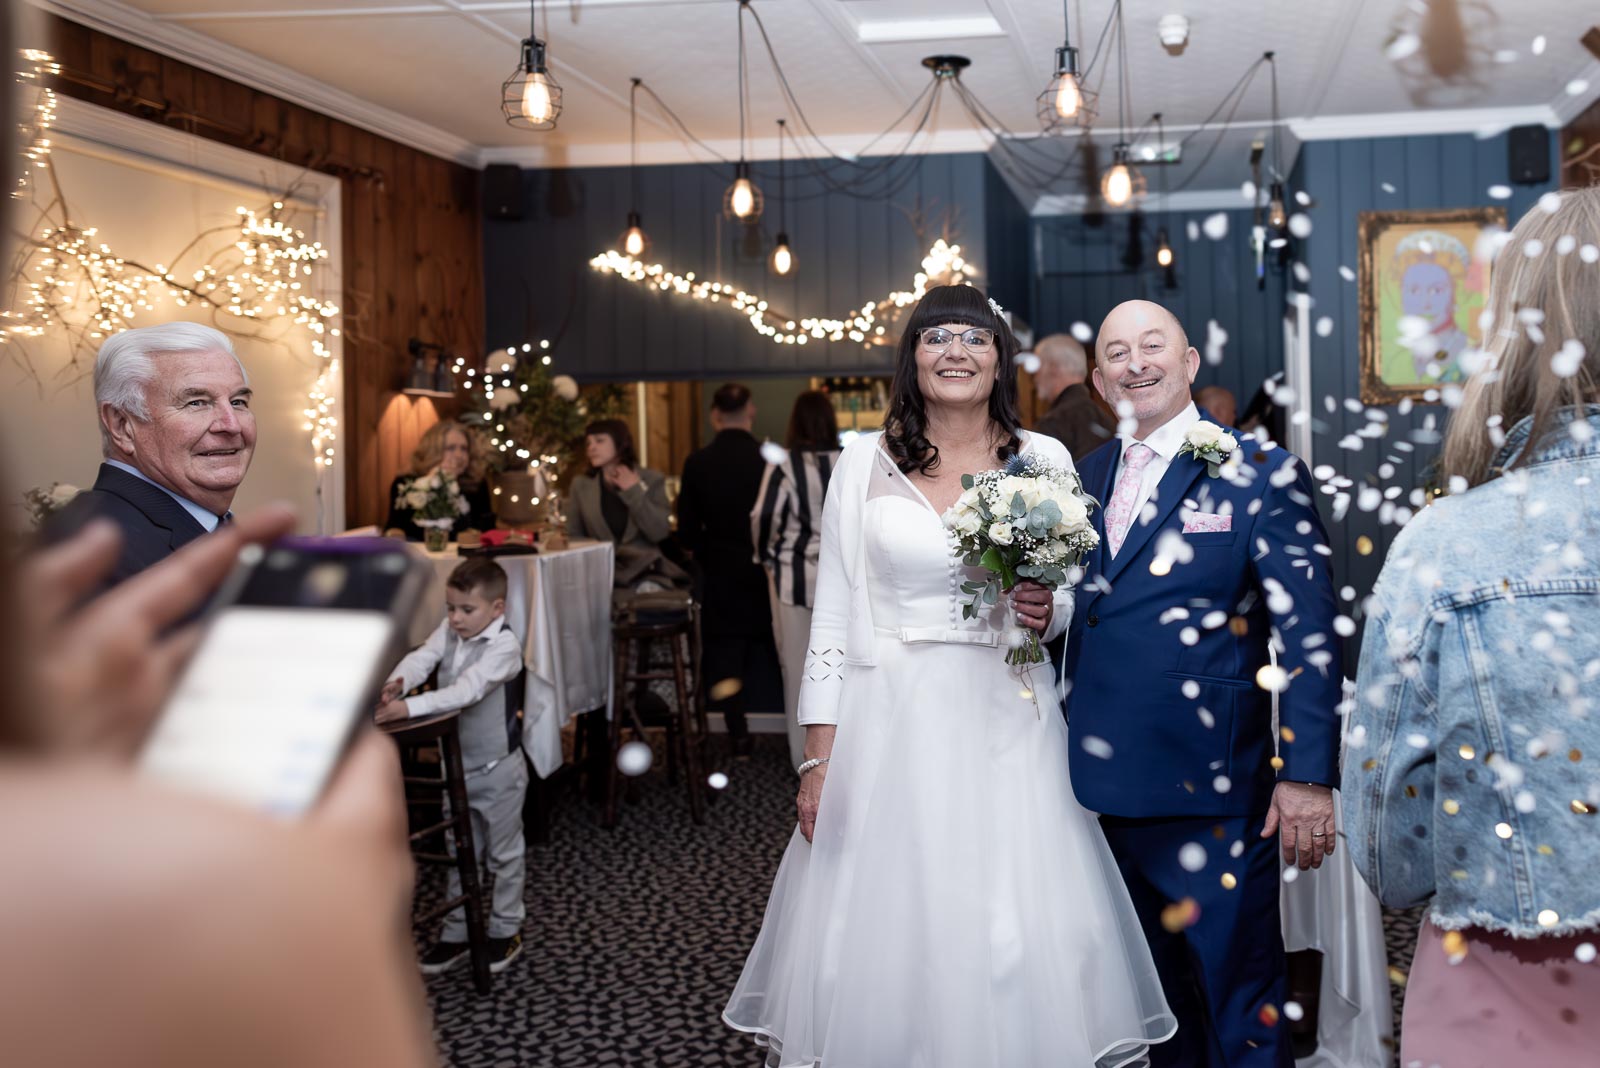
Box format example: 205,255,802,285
725,446,1175,1068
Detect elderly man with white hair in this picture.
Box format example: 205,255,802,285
1030,331,1116,460
45,322,256,586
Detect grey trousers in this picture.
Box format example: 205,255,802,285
441,752,528,942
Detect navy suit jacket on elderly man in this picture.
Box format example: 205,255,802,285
45,462,218,587
1057,415,1342,1068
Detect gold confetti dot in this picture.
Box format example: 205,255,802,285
1229,616,1249,636
1458,744,1476,760
1571,749,1584,763
1280,726,1296,744
1357,536,1374,556
1149,558,1173,577
1539,909,1561,928
1388,966,1408,987
1441,930,1467,959
1442,799,1460,815
1270,756,1285,771
1495,822,1514,839
1213,824,1228,839
1538,844,1555,856
1221,872,1238,890
1573,800,1595,815
709,677,744,701
1405,785,1418,798
1160,897,1201,932
1258,1003,1280,1027
1363,758,1378,771
1450,869,1469,881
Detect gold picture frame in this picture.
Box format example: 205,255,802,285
1357,206,1506,404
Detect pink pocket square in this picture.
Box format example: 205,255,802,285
1183,513,1232,534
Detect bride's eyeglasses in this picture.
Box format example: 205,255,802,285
917,327,996,353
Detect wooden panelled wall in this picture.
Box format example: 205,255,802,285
483,153,1030,381
43,15,484,527
1295,130,1558,603
1032,207,1290,411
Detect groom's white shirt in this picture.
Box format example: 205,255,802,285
1111,401,1200,556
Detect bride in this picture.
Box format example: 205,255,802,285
724,284,1175,1067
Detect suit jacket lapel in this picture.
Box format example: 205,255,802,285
1103,453,1207,584
1076,447,1120,615
94,463,209,549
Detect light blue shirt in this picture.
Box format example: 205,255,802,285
105,459,225,532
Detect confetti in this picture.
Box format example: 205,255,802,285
1257,1002,1278,1026
1198,708,1215,728
1070,321,1093,343
1339,265,1356,282
760,441,790,465
1388,966,1408,987
1442,799,1460,815
1385,33,1420,60
1082,735,1113,759
1204,319,1228,366
1568,79,1591,97
1487,184,1512,200
1284,1001,1304,1022
1495,822,1514,839
1016,352,1042,374
1552,339,1586,378
1288,214,1313,239
1532,35,1547,55
710,677,744,701
1315,316,1334,337
1538,909,1560,928
1221,872,1238,890
1442,929,1468,963
1538,192,1563,214
617,740,654,776
1581,244,1600,264
1180,627,1200,646
1181,680,1201,699
1160,897,1201,932
1381,181,1397,194
707,771,730,790
1458,744,1476,760
1333,615,1357,637
1240,180,1257,201
1179,843,1208,872
1577,943,1597,964
1357,536,1374,556
1213,775,1232,794
1255,664,1289,693
1186,220,1200,242
1202,213,1230,240
1270,756,1285,770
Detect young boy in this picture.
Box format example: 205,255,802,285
377,557,527,975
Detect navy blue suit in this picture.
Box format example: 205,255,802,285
1059,420,1341,1067
42,463,212,589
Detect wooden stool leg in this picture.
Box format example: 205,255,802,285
671,633,705,824
441,728,492,994
602,634,629,830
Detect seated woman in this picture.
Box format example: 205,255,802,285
566,419,681,590
385,420,496,541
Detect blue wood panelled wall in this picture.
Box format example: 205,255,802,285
1032,208,1290,413
483,153,1032,381
1295,130,1558,602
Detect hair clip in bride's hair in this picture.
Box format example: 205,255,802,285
987,297,1004,317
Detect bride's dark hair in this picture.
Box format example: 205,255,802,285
883,284,1023,475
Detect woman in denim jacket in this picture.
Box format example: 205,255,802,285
1344,186,1600,1066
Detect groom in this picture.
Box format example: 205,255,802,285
1059,301,1341,1067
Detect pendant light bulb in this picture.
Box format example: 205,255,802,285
771,234,794,276
501,30,562,130
1156,229,1174,268
522,74,554,124
622,211,649,258
1054,73,1082,119
1267,182,1288,231
1104,163,1133,207
723,162,763,221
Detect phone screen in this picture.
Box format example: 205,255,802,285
139,541,426,817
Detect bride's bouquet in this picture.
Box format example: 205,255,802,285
943,454,1100,666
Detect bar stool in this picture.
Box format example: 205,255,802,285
382,709,492,994
605,598,708,828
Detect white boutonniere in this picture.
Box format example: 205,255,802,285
1177,420,1240,477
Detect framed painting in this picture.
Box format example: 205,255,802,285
1357,206,1506,404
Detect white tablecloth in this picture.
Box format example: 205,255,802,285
410,540,614,778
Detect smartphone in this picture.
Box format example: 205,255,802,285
139,537,431,817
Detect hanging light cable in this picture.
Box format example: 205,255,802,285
770,119,795,275
501,0,563,130
1037,0,1097,131
1265,51,1289,233
1100,1,1145,208
723,1,764,221
621,78,650,258
1153,112,1174,270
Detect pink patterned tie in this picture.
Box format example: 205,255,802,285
1104,442,1156,558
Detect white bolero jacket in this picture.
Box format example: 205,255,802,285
796,430,1077,726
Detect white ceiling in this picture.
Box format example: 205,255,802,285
29,0,1600,208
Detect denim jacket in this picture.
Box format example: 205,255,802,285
1343,406,1600,937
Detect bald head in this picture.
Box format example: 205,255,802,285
1032,333,1088,405
1091,299,1201,440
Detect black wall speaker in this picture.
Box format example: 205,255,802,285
483,164,525,220
1507,125,1551,186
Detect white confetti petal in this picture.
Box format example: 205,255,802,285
1180,627,1200,646
1202,213,1230,240
1179,843,1209,872
1386,33,1420,60
760,441,791,465
1577,943,1597,964
1213,775,1232,794
1488,184,1513,200
1082,735,1114,759
1288,213,1313,239
1316,316,1334,337
1256,665,1289,693
618,740,654,776
1070,321,1094,343
1339,265,1356,282
1539,192,1563,214
1381,181,1397,194
707,771,730,790
1182,680,1201,699
1582,245,1600,264
1568,79,1591,97
1240,180,1257,201
1532,35,1547,56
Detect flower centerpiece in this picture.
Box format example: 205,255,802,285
943,454,1100,666
23,482,81,527
396,472,469,551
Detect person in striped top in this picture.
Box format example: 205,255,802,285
751,391,841,769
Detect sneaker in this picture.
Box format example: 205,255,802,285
418,941,468,976
488,932,523,974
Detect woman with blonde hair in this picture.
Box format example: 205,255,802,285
1344,186,1600,1066
385,420,497,540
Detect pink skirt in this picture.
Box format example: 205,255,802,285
1401,919,1600,1067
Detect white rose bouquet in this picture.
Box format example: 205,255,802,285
942,454,1100,666
397,471,470,524
22,482,81,527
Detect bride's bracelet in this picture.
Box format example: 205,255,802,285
797,756,831,777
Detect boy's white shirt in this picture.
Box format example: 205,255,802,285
796,430,1075,727
389,614,522,718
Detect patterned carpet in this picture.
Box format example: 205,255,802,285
412,733,1422,1067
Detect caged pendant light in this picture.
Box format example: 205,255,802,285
1099,2,1145,208
501,0,563,130
723,2,764,221
1037,0,1098,132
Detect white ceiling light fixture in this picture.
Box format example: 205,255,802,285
1158,14,1191,53
501,0,562,131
